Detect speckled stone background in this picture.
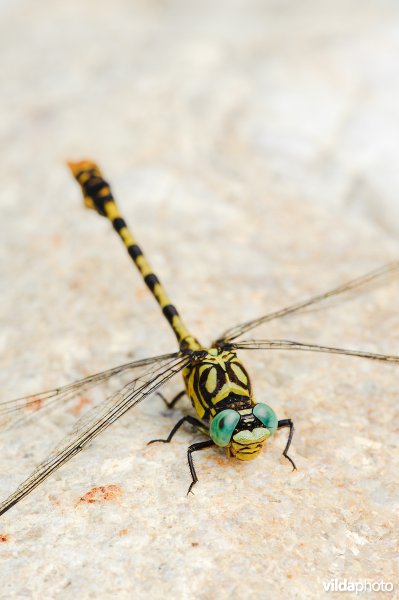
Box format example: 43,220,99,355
0,1,398,598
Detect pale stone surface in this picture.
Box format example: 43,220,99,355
0,1,398,598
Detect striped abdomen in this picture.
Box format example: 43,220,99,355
68,161,200,352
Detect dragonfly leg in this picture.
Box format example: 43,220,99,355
187,440,215,495
277,419,297,471
147,415,204,445
156,389,186,409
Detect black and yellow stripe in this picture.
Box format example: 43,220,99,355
183,349,253,419
68,160,200,352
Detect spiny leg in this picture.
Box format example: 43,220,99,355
277,419,296,471
187,440,215,495
156,389,186,409
147,415,204,445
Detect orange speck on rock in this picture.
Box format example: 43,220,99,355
51,234,63,247
48,495,61,506
213,456,228,467
118,529,129,536
69,279,81,291
25,397,42,412
191,542,199,547
70,396,92,416
0,534,10,543
78,484,123,505
135,286,148,301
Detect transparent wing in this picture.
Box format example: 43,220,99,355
218,261,399,342
0,352,192,516
232,339,399,364
0,353,180,433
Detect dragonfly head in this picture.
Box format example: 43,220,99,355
209,403,278,461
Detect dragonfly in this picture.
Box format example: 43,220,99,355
1,160,399,517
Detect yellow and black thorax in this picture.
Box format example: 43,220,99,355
183,348,253,421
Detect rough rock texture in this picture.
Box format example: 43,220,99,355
0,1,398,598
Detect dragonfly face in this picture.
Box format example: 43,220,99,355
230,428,270,461
183,347,279,460
209,403,278,461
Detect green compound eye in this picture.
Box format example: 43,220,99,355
253,403,278,434
210,409,240,447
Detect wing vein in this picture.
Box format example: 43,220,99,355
232,339,399,363
219,261,399,342
0,353,192,516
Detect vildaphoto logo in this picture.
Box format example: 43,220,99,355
323,579,394,594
